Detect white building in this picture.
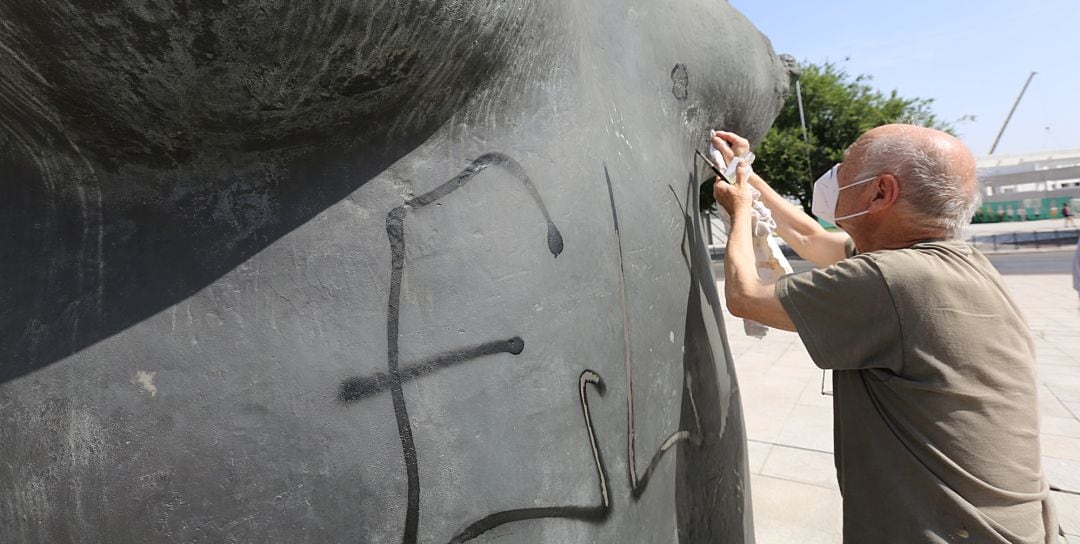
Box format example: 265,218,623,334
975,148,1080,221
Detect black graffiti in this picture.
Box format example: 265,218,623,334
343,155,707,543
383,204,422,544
405,153,563,258
339,338,524,402
343,153,564,544
603,165,702,499
447,370,611,544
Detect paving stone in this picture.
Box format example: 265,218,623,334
1049,491,1080,538
776,403,835,454
1044,456,1080,495
1043,415,1080,439
747,440,772,474
1042,434,1080,462
759,445,837,490
749,473,842,543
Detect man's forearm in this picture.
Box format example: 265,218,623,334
724,208,762,315
747,172,824,241
747,172,848,267
724,207,797,332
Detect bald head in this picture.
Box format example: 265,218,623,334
847,124,981,238
853,124,976,180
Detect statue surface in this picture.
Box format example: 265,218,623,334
0,1,792,541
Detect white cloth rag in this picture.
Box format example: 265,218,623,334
709,130,793,338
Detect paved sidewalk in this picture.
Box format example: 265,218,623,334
719,267,1080,542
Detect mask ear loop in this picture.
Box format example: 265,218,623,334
832,175,878,223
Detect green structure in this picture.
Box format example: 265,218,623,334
974,148,1080,223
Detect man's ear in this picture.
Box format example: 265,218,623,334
869,174,901,211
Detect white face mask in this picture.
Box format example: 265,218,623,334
811,164,876,225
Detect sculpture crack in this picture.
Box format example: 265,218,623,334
603,165,703,499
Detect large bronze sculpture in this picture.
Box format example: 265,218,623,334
0,1,792,541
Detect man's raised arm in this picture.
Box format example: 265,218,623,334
711,131,849,267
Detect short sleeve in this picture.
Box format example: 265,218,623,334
776,256,903,372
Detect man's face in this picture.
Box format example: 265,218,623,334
833,147,876,228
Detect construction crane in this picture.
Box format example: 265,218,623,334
988,71,1037,155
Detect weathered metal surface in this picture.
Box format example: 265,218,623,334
0,2,791,542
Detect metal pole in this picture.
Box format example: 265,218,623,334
796,81,810,146
988,71,1037,155
795,80,814,196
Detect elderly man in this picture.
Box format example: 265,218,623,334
711,125,1060,543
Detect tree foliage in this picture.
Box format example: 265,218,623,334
754,62,953,211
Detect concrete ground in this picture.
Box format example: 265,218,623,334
717,244,1080,543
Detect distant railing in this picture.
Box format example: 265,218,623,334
707,215,1079,257
969,229,1080,251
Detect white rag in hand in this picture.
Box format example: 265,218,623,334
709,130,793,338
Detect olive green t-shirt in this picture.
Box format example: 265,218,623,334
776,240,1057,543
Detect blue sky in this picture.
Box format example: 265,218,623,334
732,0,1080,156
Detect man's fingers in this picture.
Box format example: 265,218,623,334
710,134,734,158
735,161,750,185
713,177,730,203
713,130,750,155
713,174,731,191
714,130,749,146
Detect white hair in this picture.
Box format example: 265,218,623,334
853,132,982,238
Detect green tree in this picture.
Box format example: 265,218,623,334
754,62,954,212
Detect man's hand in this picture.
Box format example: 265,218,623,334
709,128,851,268
719,161,796,332
710,131,751,165
713,162,754,216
